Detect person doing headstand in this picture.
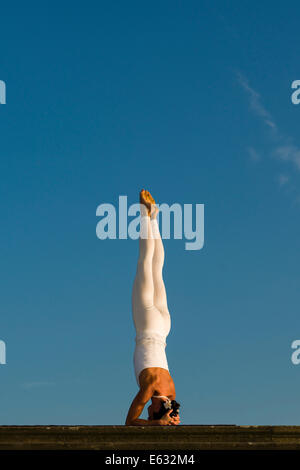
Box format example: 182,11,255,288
125,190,180,426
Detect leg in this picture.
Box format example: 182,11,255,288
151,215,169,314
132,204,155,311
132,190,171,337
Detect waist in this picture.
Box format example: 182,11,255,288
135,331,167,346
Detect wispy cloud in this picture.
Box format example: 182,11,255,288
274,145,300,171
247,146,261,162
237,72,300,202
237,73,277,130
21,381,55,390
278,174,290,187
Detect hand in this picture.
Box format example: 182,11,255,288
159,410,180,426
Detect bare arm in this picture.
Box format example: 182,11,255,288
125,383,159,426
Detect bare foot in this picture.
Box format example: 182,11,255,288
139,189,158,218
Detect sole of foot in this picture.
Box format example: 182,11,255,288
139,189,158,217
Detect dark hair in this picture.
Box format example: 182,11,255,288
152,400,180,420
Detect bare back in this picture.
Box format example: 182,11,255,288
139,367,176,400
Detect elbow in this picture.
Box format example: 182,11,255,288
125,418,140,426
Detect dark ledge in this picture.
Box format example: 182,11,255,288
0,425,300,450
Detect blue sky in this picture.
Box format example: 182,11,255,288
1,1,300,425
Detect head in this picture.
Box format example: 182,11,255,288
148,397,180,420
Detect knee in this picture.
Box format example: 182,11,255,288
137,257,152,269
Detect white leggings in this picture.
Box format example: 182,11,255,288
132,210,171,384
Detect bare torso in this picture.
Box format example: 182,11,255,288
138,367,176,399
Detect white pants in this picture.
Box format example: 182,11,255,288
132,211,171,385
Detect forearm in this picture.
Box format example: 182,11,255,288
125,386,157,426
